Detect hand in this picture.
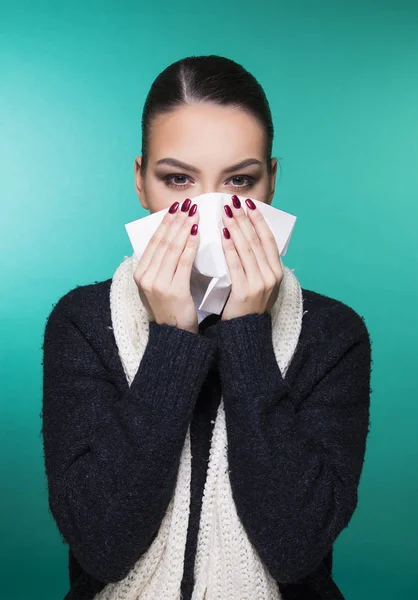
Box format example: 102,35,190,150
133,198,200,334
220,195,283,321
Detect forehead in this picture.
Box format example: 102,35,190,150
148,103,265,166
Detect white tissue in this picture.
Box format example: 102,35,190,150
125,192,297,324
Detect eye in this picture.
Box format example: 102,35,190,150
163,174,192,189
227,175,256,189
162,173,257,190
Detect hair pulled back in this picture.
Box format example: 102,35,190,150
140,55,275,177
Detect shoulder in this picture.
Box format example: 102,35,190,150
42,276,128,386
284,286,373,385
44,277,113,331
301,286,371,346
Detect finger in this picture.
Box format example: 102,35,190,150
172,216,201,290
228,196,275,284
242,198,283,279
134,201,182,278
221,225,248,295
144,199,194,282
222,200,264,287
154,204,199,287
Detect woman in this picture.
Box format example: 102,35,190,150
41,55,372,600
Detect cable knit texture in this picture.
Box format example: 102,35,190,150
92,252,302,600
41,253,372,600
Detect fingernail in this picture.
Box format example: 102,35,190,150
191,223,198,235
169,201,179,214
231,195,241,209
188,203,197,217
245,198,256,210
181,198,192,211
224,205,233,218
223,227,231,239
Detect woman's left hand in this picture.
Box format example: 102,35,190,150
220,195,283,321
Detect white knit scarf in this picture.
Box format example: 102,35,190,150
94,252,303,600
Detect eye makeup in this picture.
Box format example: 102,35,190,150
158,173,259,191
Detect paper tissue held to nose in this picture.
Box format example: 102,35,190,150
125,192,297,324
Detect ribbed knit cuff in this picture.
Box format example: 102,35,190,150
130,321,218,415
216,312,283,397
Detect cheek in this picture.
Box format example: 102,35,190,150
145,177,188,212
245,179,270,203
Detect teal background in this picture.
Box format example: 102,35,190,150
1,1,417,598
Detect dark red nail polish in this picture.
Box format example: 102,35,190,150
169,201,179,214
181,198,192,211
223,227,231,239
188,203,197,217
231,195,241,209
224,205,233,218
245,198,256,210
191,223,198,235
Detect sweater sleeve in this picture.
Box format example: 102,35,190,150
215,307,372,584
41,296,217,584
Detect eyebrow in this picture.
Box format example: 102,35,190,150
155,157,263,174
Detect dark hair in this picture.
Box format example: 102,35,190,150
140,55,276,178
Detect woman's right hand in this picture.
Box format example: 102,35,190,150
133,198,200,335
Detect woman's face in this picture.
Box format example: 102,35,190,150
134,102,277,214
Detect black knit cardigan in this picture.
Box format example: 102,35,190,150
41,276,372,600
